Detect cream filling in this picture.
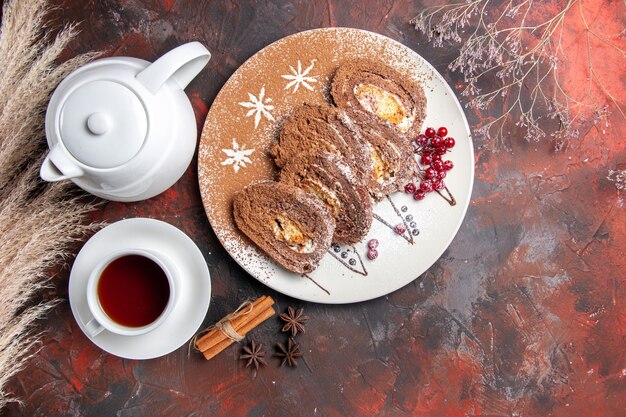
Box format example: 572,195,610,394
371,148,388,184
354,83,413,133
291,239,315,254
395,112,413,133
302,179,341,216
371,144,403,186
272,214,315,254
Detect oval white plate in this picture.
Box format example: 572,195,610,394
69,218,211,359
199,28,473,304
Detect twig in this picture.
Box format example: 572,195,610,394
411,0,625,149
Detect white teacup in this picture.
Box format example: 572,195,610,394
84,248,178,337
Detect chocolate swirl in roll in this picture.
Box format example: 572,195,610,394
339,109,413,201
233,181,335,274
280,151,373,244
331,59,427,138
270,103,372,185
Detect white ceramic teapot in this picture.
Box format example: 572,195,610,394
40,42,210,202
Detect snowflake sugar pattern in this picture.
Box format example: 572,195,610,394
239,86,275,129
281,60,318,93
221,139,255,173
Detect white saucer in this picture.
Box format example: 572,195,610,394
69,218,211,360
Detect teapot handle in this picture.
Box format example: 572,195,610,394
40,145,84,182
136,42,211,95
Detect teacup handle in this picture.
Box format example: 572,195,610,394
136,42,211,95
84,317,104,337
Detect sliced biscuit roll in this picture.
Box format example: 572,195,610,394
339,109,413,200
233,181,334,274
331,59,427,138
270,103,372,184
280,151,373,244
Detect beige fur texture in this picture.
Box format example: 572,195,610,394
0,0,102,409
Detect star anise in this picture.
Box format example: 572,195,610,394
240,340,267,371
274,338,303,367
279,306,309,336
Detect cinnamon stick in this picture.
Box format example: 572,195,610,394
201,305,275,360
195,296,275,360
195,295,274,352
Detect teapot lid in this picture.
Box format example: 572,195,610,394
58,80,147,169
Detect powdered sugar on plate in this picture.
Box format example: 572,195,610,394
198,28,474,303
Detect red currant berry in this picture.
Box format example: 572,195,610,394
425,127,436,138
432,154,442,162
430,136,443,148
434,180,446,191
437,127,448,137
394,224,407,234
413,190,426,200
435,146,447,155
368,239,379,249
443,160,454,171
404,182,417,194
415,134,429,147
425,167,438,180
444,137,456,148
432,160,444,172
367,249,378,260
420,154,432,165
420,180,434,193
437,170,447,180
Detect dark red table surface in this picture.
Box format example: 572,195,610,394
4,1,625,416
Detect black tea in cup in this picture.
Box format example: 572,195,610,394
97,254,170,327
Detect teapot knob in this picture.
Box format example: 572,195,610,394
87,112,110,135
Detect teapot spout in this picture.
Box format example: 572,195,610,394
40,145,84,182
136,42,211,95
